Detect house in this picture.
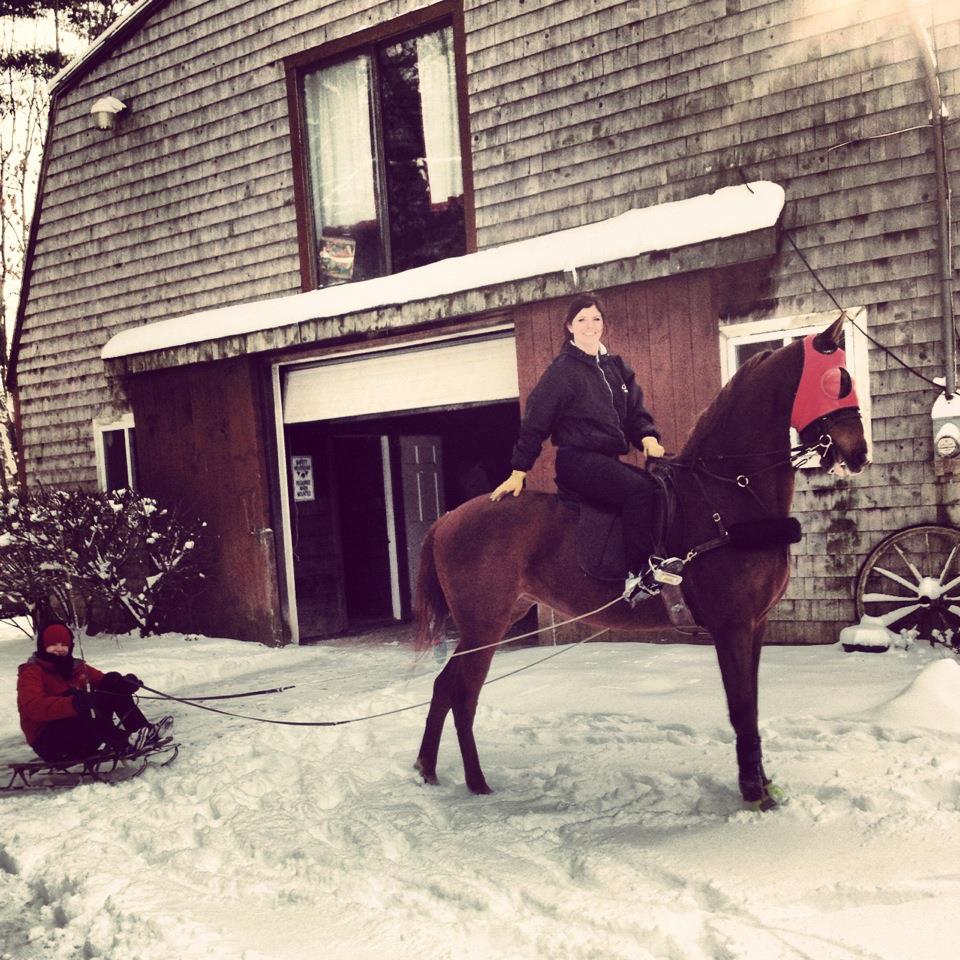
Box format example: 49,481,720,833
9,0,960,645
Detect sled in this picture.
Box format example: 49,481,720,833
0,737,179,793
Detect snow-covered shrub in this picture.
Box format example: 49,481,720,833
0,489,206,634
931,627,958,654
893,627,918,651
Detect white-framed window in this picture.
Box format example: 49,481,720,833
93,415,138,491
719,307,872,465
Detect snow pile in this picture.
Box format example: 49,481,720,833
2,626,960,960
861,657,960,733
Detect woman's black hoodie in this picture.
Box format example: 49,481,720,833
510,340,660,472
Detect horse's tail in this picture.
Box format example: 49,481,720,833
414,522,449,653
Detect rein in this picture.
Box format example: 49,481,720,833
651,431,834,569
668,432,833,490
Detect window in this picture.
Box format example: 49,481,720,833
719,308,872,464
94,416,137,492
293,14,468,287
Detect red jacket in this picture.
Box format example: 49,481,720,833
17,655,105,746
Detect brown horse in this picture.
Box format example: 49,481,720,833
413,316,869,809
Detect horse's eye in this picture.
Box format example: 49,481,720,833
821,367,852,399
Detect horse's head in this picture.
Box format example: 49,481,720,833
791,315,870,477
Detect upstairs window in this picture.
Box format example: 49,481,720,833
292,14,469,288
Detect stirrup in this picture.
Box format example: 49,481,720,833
623,557,685,606
623,570,646,602
650,556,684,586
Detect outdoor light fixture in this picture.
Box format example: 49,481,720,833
90,96,127,131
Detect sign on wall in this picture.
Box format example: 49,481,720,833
291,455,315,502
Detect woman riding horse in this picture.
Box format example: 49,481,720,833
490,294,674,601
415,311,868,811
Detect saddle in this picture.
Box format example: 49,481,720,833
559,464,676,582
559,465,802,636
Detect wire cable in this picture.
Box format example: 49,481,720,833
737,168,946,392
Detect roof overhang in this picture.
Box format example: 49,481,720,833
49,0,170,96
102,181,785,376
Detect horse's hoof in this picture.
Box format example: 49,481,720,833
468,781,493,795
764,781,786,804
414,758,439,785
744,782,784,812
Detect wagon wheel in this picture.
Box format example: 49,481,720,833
855,524,960,644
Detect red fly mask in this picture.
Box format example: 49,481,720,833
790,331,860,443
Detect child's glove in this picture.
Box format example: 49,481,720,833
70,688,96,715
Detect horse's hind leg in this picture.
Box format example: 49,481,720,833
450,645,498,794
415,660,455,785
417,597,531,791
415,644,498,793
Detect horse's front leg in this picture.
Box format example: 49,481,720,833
714,620,778,810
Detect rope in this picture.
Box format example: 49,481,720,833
140,683,428,727
140,627,611,728
445,596,624,659
83,594,628,724
136,684,296,702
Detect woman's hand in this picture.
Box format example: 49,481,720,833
490,470,526,501
642,436,665,459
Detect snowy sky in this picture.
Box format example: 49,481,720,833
2,620,960,959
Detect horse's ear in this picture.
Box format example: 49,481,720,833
812,314,845,354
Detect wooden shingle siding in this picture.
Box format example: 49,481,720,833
15,0,960,641
17,0,440,489
467,0,936,245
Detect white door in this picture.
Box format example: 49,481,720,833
399,436,445,607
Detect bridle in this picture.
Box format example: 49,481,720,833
668,424,840,496
653,406,861,567
646,329,864,570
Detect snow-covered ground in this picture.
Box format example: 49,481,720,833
2,621,960,960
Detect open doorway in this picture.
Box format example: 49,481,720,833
331,436,395,625
285,401,520,639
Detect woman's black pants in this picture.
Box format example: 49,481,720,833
555,447,659,571
32,672,149,762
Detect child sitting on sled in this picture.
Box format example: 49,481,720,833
16,621,172,762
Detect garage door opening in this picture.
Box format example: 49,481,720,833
285,401,521,639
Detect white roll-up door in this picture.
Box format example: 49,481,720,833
282,333,519,424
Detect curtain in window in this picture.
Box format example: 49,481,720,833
416,27,462,204
303,57,377,230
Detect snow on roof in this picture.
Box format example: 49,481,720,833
101,181,785,361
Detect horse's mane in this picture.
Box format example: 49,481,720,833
681,349,775,458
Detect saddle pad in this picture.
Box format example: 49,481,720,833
575,502,628,581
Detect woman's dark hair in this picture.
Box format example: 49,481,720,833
563,293,606,334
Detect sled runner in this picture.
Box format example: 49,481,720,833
0,736,179,793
